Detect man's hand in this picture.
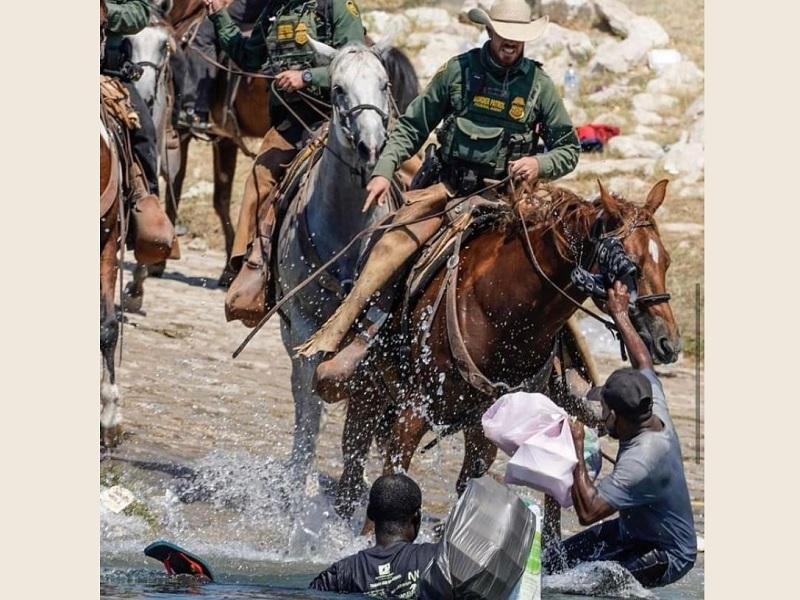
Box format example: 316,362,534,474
569,418,585,453
204,0,231,13
362,176,391,212
606,280,631,317
275,70,307,92
508,156,540,183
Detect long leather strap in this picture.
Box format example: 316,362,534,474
445,227,557,396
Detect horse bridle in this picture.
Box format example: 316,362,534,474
330,85,390,147
584,210,672,309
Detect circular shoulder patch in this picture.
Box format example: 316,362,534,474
345,0,360,17
509,96,526,120
294,22,308,45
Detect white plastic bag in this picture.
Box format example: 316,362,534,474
482,392,567,457
482,392,579,507
505,418,578,507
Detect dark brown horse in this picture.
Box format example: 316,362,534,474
100,0,123,448
335,180,679,524
163,0,420,284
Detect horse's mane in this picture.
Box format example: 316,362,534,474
512,184,649,261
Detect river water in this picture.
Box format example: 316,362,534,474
101,248,704,599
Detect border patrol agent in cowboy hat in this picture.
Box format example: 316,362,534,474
301,0,581,391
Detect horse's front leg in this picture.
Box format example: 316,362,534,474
289,354,324,481
335,382,385,519
457,422,498,495
100,229,121,449
383,404,429,476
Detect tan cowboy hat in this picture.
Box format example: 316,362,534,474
468,0,549,43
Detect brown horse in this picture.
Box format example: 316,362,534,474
163,0,420,284
100,0,123,448
334,180,680,524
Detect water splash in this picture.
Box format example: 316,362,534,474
101,450,372,568
543,561,656,599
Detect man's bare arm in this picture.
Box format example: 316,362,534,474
607,282,653,371
569,419,616,525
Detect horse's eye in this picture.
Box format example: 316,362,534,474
332,85,344,95
381,81,389,91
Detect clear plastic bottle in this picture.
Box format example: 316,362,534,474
564,64,579,100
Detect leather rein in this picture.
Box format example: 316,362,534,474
512,184,673,339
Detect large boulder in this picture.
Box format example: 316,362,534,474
689,115,704,145
458,0,496,22
526,22,595,63
590,1,668,73
586,83,630,104
569,157,656,179
593,0,638,37
646,61,704,95
362,11,412,42
408,34,480,82
607,135,665,159
661,135,704,183
633,107,663,126
685,96,704,120
539,0,599,29
591,110,629,129
632,92,678,113
405,7,453,30
594,0,669,43
591,35,652,74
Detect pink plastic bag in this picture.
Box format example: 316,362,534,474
482,392,579,508
505,418,578,507
481,392,568,456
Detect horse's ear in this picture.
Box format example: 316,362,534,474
597,179,622,220
643,179,669,215
370,35,395,58
308,37,337,65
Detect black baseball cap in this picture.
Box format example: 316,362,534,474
588,367,653,423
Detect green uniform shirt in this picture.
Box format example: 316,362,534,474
372,43,580,182
209,0,365,89
105,0,150,51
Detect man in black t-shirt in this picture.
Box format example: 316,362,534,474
309,474,438,597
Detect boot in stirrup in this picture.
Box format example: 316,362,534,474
224,235,270,327
313,306,389,403
129,165,174,265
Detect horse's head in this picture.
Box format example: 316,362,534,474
309,40,390,169
127,20,175,107
595,180,681,364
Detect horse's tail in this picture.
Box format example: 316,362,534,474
381,46,419,114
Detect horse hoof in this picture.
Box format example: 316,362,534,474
147,261,167,278
122,288,144,313
101,424,122,450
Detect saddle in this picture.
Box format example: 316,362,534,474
100,75,140,131
268,124,331,305
400,183,569,397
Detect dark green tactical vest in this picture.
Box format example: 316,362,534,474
259,0,334,76
438,49,541,180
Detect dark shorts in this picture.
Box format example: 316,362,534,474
545,519,681,588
